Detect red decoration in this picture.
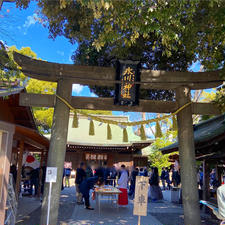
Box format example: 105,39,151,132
26,155,35,163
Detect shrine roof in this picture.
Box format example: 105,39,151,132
0,87,37,130
45,113,153,151
161,114,225,156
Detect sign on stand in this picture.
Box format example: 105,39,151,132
133,176,149,225
45,167,57,225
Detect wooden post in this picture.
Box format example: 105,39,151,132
37,150,44,197
176,87,201,225
40,79,72,225
15,140,24,199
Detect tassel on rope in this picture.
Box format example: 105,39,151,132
140,125,146,140
107,124,112,140
123,128,128,142
89,120,95,136
155,121,163,138
172,115,177,131
72,111,78,128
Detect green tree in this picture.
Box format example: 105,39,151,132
148,130,177,173
16,0,225,71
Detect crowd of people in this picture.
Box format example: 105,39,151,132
73,163,183,210
75,162,129,210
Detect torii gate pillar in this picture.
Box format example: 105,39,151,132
40,79,72,225
176,87,201,225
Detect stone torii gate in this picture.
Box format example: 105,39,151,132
13,52,223,225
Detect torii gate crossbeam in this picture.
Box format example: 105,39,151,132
13,52,224,225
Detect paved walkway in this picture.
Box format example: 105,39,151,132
16,186,219,225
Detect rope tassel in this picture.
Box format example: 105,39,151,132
89,120,95,136
172,115,177,131
72,111,78,128
140,125,146,140
155,121,163,138
107,124,112,140
123,128,128,142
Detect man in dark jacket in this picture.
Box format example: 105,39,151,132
75,162,86,204
79,176,99,210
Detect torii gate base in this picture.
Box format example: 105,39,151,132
177,87,201,225
40,79,72,225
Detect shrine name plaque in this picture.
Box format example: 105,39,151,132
114,60,140,106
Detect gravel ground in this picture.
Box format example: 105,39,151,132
16,187,221,225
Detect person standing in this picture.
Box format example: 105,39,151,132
149,167,163,201
29,167,39,196
65,167,72,188
79,176,101,210
161,167,166,190
86,165,93,178
129,167,139,199
118,164,129,206
110,166,117,186
165,167,171,190
75,162,86,204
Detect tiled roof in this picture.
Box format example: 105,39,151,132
161,114,225,154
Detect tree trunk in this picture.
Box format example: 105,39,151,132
176,87,201,225
40,79,72,225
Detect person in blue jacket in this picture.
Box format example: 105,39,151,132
79,176,103,210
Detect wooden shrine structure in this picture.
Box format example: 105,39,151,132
161,114,225,205
13,51,223,225
0,88,49,224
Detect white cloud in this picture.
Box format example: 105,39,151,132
90,93,97,97
22,13,38,35
56,50,64,56
72,84,83,94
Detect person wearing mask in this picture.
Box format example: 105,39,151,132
149,167,163,201
118,164,129,206
75,162,86,204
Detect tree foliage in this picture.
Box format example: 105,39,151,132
73,37,192,100
16,0,225,72
148,130,177,172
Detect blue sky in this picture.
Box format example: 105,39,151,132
0,2,210,138
0,2,94,97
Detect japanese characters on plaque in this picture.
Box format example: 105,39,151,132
85,153,107,161
133,176,149,216
114,61,140,106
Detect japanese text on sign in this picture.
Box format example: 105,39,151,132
133,176,149,216
46,167,57,183
121,67,135,99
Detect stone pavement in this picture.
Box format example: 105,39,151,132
16,186,220,225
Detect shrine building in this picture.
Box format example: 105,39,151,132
46,113,152,169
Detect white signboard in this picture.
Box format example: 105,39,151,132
133,176,149,216
46,167,57,183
